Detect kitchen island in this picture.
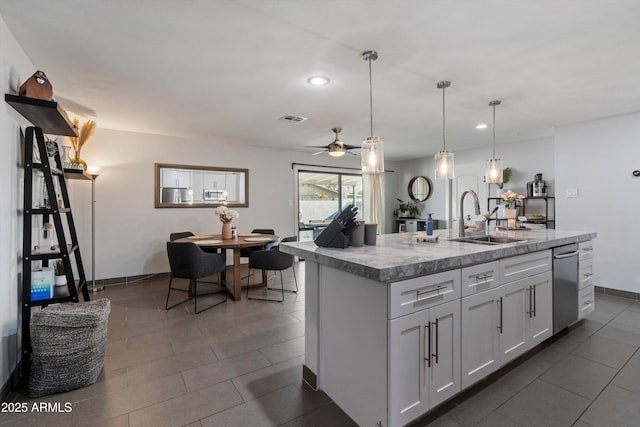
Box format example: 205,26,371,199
281,229,596,427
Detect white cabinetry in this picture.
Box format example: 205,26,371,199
461,251,552,389
578,240,595,318
461,287,501,388
161,168,191,188
389,271,461,426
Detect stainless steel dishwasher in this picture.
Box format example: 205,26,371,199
553,243,579,334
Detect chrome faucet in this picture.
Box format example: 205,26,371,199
459,189,481,237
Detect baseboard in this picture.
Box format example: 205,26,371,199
302,364,317,390
595,286,640,301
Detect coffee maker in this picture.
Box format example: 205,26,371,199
533,173,547,197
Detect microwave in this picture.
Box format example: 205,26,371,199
203,189,227,201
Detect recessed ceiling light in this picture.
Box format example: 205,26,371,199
476,123,488,129
307,76,330,86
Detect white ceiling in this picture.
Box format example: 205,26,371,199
2,0,640,161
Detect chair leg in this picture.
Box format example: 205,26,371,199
267,267,298,294
194,278,228,314
247,268,283,302
166,275,192,311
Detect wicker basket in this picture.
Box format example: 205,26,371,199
29,298,110,398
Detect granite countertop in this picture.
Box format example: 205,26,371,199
280,229,597,283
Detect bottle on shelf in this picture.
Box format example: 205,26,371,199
426,213,433,236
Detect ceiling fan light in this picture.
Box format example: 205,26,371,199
485,158,503,183
361,136,384,173
328,149,346,157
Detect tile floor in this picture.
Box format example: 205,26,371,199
2,261,640,426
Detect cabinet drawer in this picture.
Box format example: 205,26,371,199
578,285,595,319
461,261,500,297
579,240,594,262
389,270,460,319
579,258,594,289
499,250,552,284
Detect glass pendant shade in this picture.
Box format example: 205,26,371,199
485,158,503,183
435,80,454,180
435,150,454,180
361,136,384,174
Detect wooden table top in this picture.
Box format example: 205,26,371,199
174,234,279,249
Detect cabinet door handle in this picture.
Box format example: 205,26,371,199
424,322,431,368
433,318,439,364
497,297,503,334
526,286,532,318
532,284,537,317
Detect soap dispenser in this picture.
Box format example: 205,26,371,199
426,213,434,236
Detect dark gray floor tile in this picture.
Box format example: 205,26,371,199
580,384,640,427
497,356,554,390
280,402,357,427
232,356,304,401
611,356,640,394
564,319,606,342
200,382,331,427
540,354,618,399
447,381,520,426
612,309,640,330
571,334,637,369
595,322,640,347
591,295,634,315
181,350,271,392
128,380,242,427
260,336,305,364
475,411,523,427
537,334,582,363
494,379,590,427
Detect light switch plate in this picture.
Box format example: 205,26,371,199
566,188,579,198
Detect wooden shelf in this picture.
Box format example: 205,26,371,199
5,94,77,136
64,168,94,180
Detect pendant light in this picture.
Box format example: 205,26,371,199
361,50,384,174
485,100,503,184
435,81,454,180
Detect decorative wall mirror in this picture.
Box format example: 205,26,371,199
155,163,249,208
408,176,432,202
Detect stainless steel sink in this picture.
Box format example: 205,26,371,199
450,235,526,245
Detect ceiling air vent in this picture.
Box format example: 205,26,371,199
279,114,308,123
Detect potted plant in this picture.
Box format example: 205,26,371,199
54,260,67,287
393,199,420,218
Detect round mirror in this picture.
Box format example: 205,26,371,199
408,176,432,202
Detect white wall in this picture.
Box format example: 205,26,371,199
0,13,36,391
395,137,555,222
69,128,399,280
555,112,640,293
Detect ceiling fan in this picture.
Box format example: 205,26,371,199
307,127,360,157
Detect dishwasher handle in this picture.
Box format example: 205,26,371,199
553,250,578,260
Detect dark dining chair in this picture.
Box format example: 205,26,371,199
169,231,194,241
240,228,277,257
166,241,227,314
246,236,298,302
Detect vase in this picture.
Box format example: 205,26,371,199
221,222,232,239
504,208,518,219
60,145,72,169
54,275,67,287
69,147,87,170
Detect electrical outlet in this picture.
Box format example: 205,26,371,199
566,188,578,198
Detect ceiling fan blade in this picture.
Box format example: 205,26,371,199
312,150,325,156
346,150,358,156
306,145,329,148
344,144,361,150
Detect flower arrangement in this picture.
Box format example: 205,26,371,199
393,198,419,218
68,119,96,170
500,190,525,209
214,205,239,223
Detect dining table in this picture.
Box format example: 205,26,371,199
174,233,280,301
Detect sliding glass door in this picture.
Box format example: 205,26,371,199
297,171,363,242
